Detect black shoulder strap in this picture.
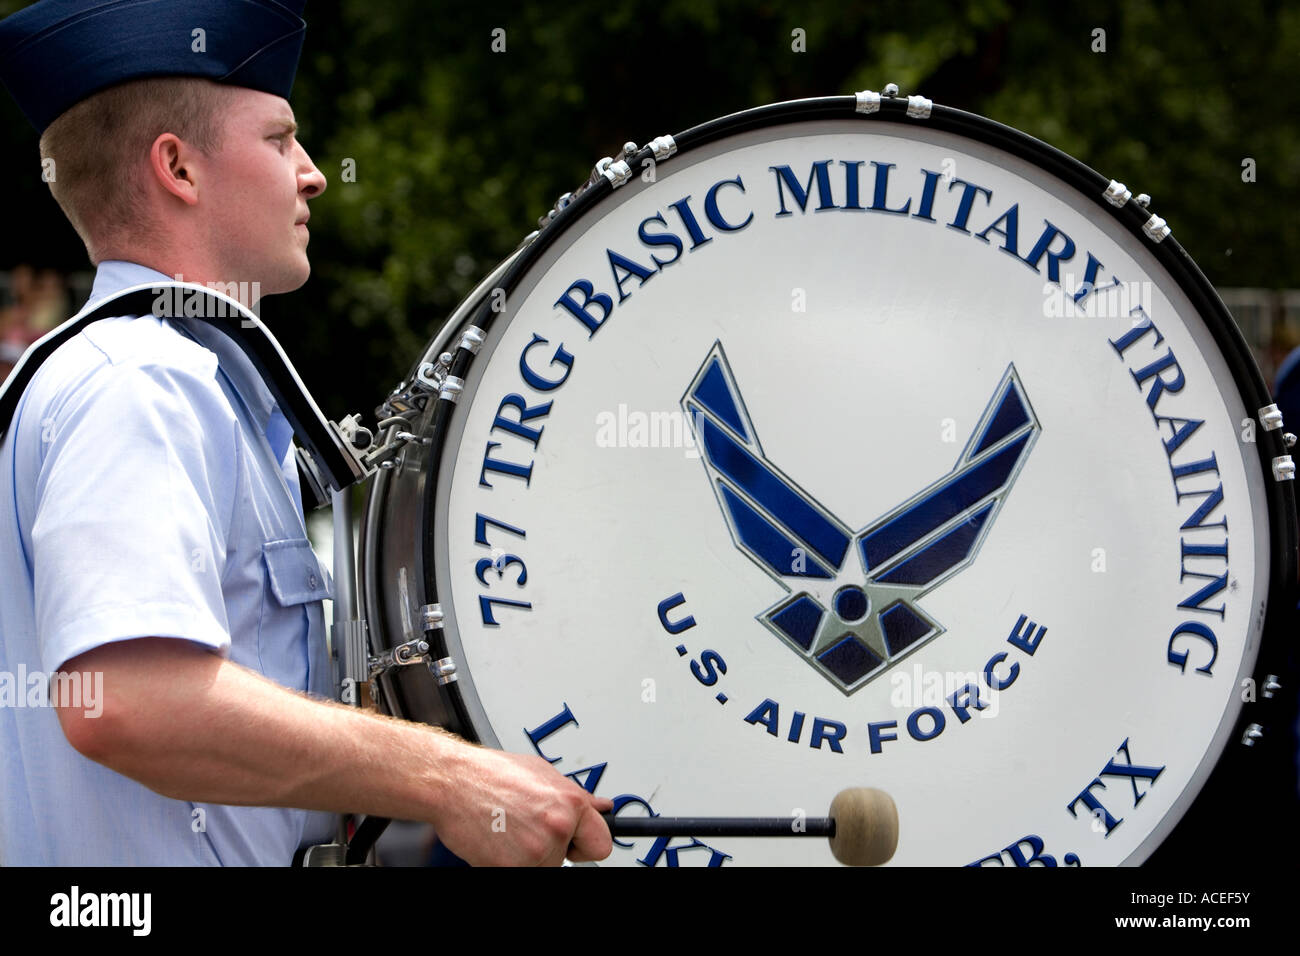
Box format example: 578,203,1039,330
0,283,367,496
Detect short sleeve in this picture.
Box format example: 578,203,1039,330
30,357,239,673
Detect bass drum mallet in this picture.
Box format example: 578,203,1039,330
600,787,898,866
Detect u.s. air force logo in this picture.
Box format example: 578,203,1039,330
683,342,1040,693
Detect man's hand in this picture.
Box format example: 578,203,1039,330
426,745,614,866
55,637,613,866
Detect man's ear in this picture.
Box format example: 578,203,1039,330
148,132,201,206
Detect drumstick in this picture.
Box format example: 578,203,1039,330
597,787,898,866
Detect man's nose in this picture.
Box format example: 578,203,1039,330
298,143,327,198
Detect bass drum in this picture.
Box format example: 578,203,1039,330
359,92,1297,866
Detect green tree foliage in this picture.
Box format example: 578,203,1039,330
1,0,1295,414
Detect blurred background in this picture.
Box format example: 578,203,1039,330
1,0,1296,865
2,0,1298,405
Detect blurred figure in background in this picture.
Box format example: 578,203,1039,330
0,265,67,380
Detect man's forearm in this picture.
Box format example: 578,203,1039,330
58,637,613,865
64,637,463,819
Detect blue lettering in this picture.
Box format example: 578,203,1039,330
869,161,911,215
704,176,753,232
1067,778,1122,836
1071,251,1106,305
491,393,552,449
840,161,864,210
479,441,533,488
984,651,1020,690
566,763,607,794
1157,416,1204,458
946,178,993,234
947,682,986,723
745,698,779,736
770,161,836,216
1181,484,1227,531
1020,219,1076,281
639,836,731,867
810,717,846,753
1130,349,1186,412
906,706,945,742
912,168,942,222
636,212,684,270
1109,317,1164,359
1168,620,1218,674
554,279,613,336
787,710,805,743
474,513,525,546
1003,834,1062,867
974,202,1021,258
867,720,898,754
668,196,711,249
610,795,656,849
1006,614,1047,656
690,650,727,687
524,703,578,764
657,592,696,634
519,332,575,391
607,249,656,303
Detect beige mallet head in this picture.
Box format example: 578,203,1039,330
828,787,899,866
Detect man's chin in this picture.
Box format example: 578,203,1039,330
257,260,312,300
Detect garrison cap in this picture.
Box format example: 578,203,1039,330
0,0,308,133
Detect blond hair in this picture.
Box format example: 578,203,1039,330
38,77,233,261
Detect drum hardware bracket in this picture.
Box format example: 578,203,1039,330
367,638,458,686
421,603,445,630
537,194,572,230
300,843,349,866
439,375,466,404
854,85,931,120
1259,403,1285,430
458,326,487,355
335,618,370,700
429,657,458,685
538,135,677,231
1262,674,1281,699
855,89,882,114
1096,190,1171,243
334,412,375,452
368,637,430,676
295,413,376,510
416,362,443,390
363,369,452,470
1241,723,1264,747
1103,180,1133,207
595,155,633,189
1142,213,1171,243
648,134,678,161
359,427,430,471
1271,455,1295,481
1284,433,1297,449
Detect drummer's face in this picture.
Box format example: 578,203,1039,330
199,89,327,297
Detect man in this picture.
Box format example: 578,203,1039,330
0,0,613,865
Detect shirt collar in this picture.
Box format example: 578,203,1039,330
86,260,279,434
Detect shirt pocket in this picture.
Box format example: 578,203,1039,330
258,537,333,690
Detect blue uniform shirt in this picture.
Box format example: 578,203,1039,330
0,260,337,864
